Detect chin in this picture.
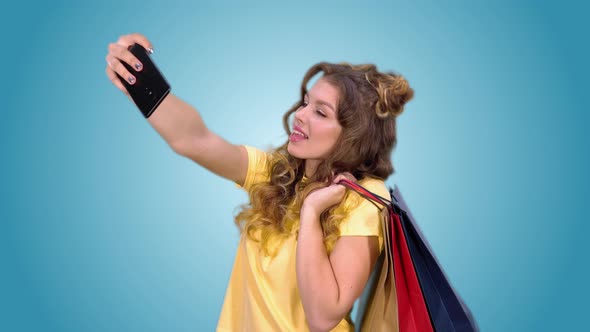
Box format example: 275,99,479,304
287,143,300,158
288,143,311,160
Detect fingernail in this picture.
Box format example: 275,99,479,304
128,76,135,84
135,62,142,70
147,47,154,54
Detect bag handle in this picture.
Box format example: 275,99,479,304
338,179,392,208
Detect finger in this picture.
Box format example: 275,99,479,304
105,65,130,96
333,174,349,184
105,53,136,85
118,33,154,54
106,67,129,96
330,183,347,200
341,172,356,181
334,172,356,185
108,43,144,73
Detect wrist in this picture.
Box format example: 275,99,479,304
300,203,321,220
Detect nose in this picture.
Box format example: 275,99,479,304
294,106,307,125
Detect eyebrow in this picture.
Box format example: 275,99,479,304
304,93,336,113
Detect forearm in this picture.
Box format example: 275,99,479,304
296,206,343,331
146,93,208,149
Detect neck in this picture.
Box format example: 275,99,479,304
304,160,319,178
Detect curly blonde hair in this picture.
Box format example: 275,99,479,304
235,62,414,256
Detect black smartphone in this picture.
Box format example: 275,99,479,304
116,43,171,118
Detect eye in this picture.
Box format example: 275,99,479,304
300,100,309,108
315,109,327,117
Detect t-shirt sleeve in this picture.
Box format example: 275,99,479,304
236,145,271,193
337,178,390,250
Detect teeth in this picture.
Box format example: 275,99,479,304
293,130,307,138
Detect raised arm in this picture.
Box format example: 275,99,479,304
105,33,248,186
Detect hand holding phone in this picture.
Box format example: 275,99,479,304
115,43,171,118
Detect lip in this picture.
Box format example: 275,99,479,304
292,125,308,138
289,133,305,142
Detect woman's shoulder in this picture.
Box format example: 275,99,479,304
240,145,272,191
337,176,391,214
356,176,391,201
336,176,390,242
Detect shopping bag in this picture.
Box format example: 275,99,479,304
344,180,479,332
393,188,480,332
344,180,431,332
390,208,434,332
353,187,399,332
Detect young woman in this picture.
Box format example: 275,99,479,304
105,33,413,332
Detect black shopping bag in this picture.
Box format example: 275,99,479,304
392,186,479,332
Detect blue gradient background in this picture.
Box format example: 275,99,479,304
2,0,588,331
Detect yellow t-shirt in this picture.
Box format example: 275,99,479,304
216,146,390,332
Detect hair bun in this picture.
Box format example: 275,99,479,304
367,72,414,118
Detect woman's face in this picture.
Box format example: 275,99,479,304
287,77,342,174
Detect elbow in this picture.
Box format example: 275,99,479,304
170,132,209,157
170,139,189,156
302,294,348,331
307,316,340,332
170,142,186,156
170,138,199,157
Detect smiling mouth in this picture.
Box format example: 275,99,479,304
292,125,309,139
291,129,308,139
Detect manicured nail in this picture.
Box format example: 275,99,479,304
147,47,154,54
128,76,135,84
135,62,142,70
